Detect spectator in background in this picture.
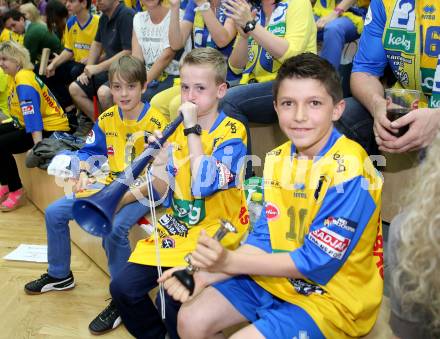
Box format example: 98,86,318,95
19,2,44,24
313,0,369,70
45,0,68,41
4,9,62,64
336,0,440,155
387,133,440,338
0,41,69,211
150,0,237,120
69,0,134,120
45,0,99,129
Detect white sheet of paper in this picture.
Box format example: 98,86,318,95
3,244,48,263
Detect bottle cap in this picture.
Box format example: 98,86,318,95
251,192,263,202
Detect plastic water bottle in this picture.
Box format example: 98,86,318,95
248,191,264,227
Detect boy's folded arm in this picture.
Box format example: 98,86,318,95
191,138,247,197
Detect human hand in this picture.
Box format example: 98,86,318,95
73,171,95,193
378,107,440,152
46,62,56,77
84,64,101,78
179,101,198,128
224,0,254,28
190,230,230,272
77,72,89,85
147,130,170,167
158,267,209,303
372,96,399,148
316,11,338,30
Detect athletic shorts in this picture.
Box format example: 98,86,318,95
213,275,325,339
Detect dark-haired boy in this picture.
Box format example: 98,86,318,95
24,55,169,335
161,52,384,338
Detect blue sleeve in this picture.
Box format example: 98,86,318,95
77,122,107,163
183,0,196,23
16,84,43,133
352,0,388,76
191,138,247,197
290,176,378,285
244,202,272,253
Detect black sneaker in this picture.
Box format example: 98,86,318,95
89,300,122,335
24,272,75,295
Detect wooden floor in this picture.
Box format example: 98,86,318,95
0,199,393,339
0,200,132,338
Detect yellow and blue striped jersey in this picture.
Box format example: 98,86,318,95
129,112,249,267
247,128,384,338
8,69,69,132
64,14,99,63
76,103,169,190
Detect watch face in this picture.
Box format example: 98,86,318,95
244,20,256,33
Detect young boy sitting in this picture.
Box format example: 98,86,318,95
24,55,169,335
160,52,384,338
109,47,250,339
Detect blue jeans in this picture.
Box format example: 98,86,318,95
317,16,359,69
142,74,177,103
335,97,379,155
46,196,150,279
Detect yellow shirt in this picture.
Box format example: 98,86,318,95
130,112,249,267
64,14,100,63
8,69,69,132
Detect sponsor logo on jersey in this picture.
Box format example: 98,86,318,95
324,216,357,233
422,4,436,19
74,43,91,50
159,214,189,237
107,145,115,155
288,278,325,296
225,121,237,133
389,0,416,30
216,161,234,187
20,100,34,116
265,202,279,220
161,237,175,248
384,29,416,53
150,117,162,129
309,227,350,259
86,130,95,144
333,152,346,173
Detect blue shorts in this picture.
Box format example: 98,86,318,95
213,276,324,339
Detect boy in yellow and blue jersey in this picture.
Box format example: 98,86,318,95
24,55,169,335
160,53,384,338
110,48,249,339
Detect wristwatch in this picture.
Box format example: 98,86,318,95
195,2,210,12
243,19,257,33
183,124,202,136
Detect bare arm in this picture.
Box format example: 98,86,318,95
146,48,176,84
228,35,250,72
200,11,237,48
131,30,144,63
86,41,103,66
169,2,193,50
31,131,43,144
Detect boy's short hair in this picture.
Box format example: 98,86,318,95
180,47,227,84
4,9,25,22
108,55,147,86
0,40,33,70
273,53,343,103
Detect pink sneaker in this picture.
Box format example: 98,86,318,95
0,185,9,204
0,188,25,212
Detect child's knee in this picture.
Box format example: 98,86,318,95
69,81,83,97
178,304,209,339
97,85,112,103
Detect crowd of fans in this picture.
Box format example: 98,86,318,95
0,0,439,338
